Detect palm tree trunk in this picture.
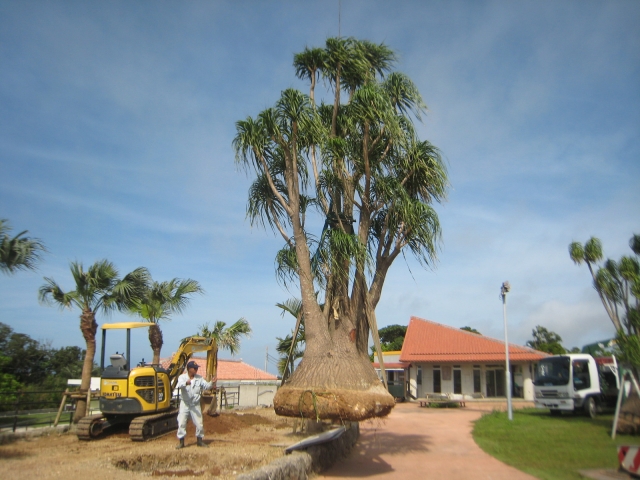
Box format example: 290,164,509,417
149,324,163,365
74,310,97,423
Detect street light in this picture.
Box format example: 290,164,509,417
501,281,513,421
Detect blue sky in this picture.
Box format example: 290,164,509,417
1,1,638,374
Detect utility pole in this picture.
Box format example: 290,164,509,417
501,281,513,421
265,346,268,373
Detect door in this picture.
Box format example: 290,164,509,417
485,369,505,397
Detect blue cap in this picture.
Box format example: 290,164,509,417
187,361,199,370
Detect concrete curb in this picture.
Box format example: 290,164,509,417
237,422,359,480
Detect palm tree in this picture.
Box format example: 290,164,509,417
275,298,305,381
129,278,203,365
197,318,252,416
198,318,252,356
38,260,149,423
569,237,622,331
0,219,46,274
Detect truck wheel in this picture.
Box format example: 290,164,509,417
585,397,597,419
550,409,561,416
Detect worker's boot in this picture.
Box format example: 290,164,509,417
196,437,208,448
176,438,185,449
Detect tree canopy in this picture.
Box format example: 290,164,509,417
526,325,566,355
460,326,481,335
129,276,203,365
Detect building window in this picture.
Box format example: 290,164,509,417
417,366,422,386
433,366,441,393
473,368,481,393
453,368,462,394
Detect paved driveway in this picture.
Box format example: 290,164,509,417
318,401,538,480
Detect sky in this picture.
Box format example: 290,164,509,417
1,1,638,375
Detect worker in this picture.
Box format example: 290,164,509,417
176,360,215,448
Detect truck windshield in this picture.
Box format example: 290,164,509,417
533,357,570,386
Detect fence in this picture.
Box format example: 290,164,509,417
2,383,278,432
1,390,66,432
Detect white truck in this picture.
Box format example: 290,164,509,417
533,353,619,418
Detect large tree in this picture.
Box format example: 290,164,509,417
234,37,448,421
38,260,148,422
0,219,46,274
129,277,203,365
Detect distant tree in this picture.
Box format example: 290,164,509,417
378,324,407,351
460,326,481,335
570,234,640,367
198,318,252,356
0,219,46,274
129,277,203,365
368,324,407,361
526,325,566,355
38,260,149,423
48,346,85,380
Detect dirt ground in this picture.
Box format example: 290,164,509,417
0,408,307,479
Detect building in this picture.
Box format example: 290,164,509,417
372,351,409,399
390,317,548,401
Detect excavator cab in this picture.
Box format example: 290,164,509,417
98,323,173,416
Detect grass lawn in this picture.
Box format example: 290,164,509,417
472,408,638,480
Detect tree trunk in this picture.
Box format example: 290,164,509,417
149,323,163,365
274,306,394,421
74,310,97,423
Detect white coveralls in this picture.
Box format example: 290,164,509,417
176,373,214,439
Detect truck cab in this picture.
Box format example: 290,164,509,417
533,354,618,418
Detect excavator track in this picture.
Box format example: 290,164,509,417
129,408,179,441
76,414,110,440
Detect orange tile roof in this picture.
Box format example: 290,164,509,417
399,316,549,363
160,357,278,381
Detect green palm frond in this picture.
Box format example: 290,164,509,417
129,277,203,324
198,318,252,356
383,72,426,119
0,219,46,274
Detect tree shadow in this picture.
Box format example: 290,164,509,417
324,429,432,477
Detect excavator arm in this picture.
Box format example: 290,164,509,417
165,336,218,391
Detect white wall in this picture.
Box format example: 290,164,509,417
407,362,535,399
218,382,280,408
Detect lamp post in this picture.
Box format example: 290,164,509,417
501,281,513,421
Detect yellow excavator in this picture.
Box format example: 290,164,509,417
77,322,217,441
